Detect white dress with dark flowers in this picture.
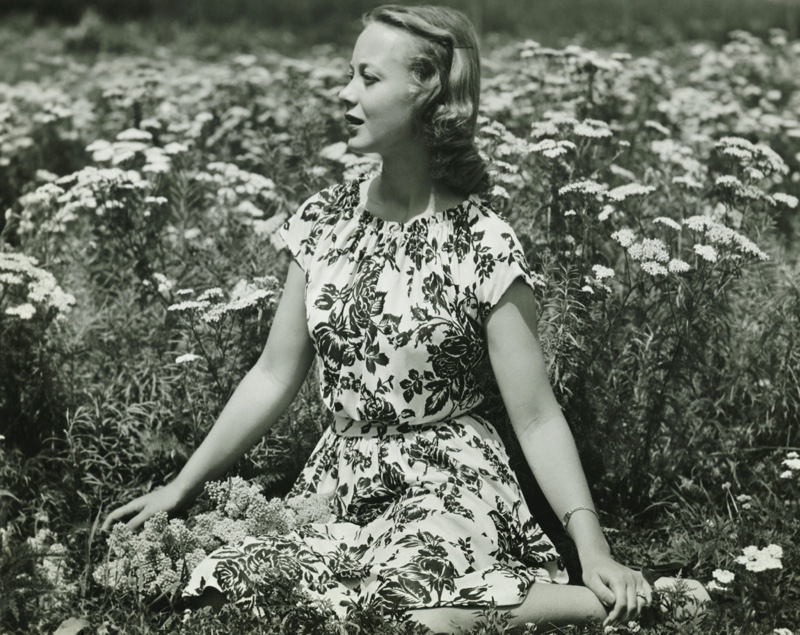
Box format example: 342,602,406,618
184,174,567,616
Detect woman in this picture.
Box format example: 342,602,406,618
103,5,706,632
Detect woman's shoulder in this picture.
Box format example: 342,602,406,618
290,175,369,229
462,194,520,241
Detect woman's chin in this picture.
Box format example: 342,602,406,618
346,138,370,154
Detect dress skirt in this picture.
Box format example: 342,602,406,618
184,414,567,618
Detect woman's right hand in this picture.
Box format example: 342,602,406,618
101,481,187,532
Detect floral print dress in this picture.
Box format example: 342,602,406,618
184,173,567,616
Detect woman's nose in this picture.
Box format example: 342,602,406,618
338,78,356,107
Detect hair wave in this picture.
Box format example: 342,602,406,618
363,4,490,195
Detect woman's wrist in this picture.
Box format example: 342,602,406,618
565,512,612,558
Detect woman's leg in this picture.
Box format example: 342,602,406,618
406,577,711,634
406,583,607,634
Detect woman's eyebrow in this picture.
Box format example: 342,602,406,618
347,62,381,74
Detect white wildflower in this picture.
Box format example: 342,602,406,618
772,628,793,635
197,288,224,302
573,119,613,139
5,303,36,319
735,544,783,572
744,167,765,182
783,457,800,471
116,128,153,142
716,175,743,189
672,174,703,190
641,261,668,276
563,209,577,217
779,470,793,479
628,238,670,263
644,120,670,136
772,193,798,209
668,259,691,274
605,183,656,202
712,569,735,585
152,273,173,295
592,264,615,280
653,217,681,231
559,180,607,197
684,215,712,231
176,353,202,364
598,205,615,221
163,142,189,155
581,285,594,294
490,184,510,200
167,300,210,313
235,200,264,218
694,244,719,262
611,228,636,248
721,146,753,161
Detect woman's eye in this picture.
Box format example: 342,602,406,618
362,73,377,84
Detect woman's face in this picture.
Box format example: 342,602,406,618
338,23,420,157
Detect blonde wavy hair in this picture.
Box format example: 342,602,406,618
363,4,490,195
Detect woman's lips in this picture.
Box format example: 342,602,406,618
345,113,364,132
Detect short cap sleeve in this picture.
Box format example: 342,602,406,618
278,193,324,270
470,218,539,321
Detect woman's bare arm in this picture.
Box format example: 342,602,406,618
101,260,315,531
485,279,650,625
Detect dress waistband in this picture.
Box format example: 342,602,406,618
330,413,498,439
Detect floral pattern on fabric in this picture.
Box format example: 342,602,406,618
184,174,566,616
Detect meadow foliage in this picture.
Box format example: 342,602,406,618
1,18,799,635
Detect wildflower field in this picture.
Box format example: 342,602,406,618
1,14,800,635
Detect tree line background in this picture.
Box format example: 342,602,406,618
2,0,800,48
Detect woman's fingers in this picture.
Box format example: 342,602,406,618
100,498,144,532
126,508,153,531
589,570,650,626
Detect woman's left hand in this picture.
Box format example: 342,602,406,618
580,552,653,626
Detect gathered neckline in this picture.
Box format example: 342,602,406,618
355,174,478,229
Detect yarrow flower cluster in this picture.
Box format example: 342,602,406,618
693,244,719,263
194,161,279,211
592,264,615,280
605,183,656,202
95,478,333,595
52,166,150,220
627,238,670,263
653,217,682,231
167,276,279,324
715,137,789,176
684,215,768,260
707,568,735,592
771,193,799,209
735,544,783,572
528,138,577,159
611,228,636,248
26,528,77,596
779,451,800,479
1,252,76,321
86,127,183,173
559,180,607,197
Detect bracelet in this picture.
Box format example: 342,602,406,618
562,506,599,530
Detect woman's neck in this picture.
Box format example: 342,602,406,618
369,149,462,223
375,151,434,219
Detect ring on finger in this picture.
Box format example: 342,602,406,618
636,591,648,602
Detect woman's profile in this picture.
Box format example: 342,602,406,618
102,5,709,632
